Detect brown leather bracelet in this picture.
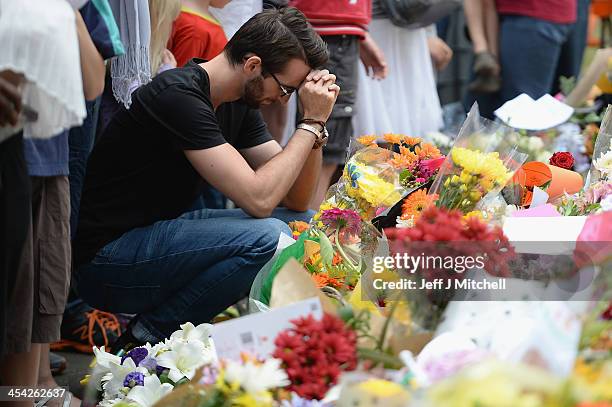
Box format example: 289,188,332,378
298,118,326,129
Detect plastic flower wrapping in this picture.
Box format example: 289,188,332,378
429,104,527,215
251,135,447,307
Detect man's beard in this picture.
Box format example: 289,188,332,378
243,76,265,109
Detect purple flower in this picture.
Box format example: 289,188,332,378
197,365,219,385
123,371,145,388
281,394,330,407
585,181,612,204
320,208,362,235
156,365,167,376
121,347,148,367
139,356,157,372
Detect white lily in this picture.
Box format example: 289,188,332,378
103,358,149,399
169,322,213,348
125,375,174,407
594,150,612,177
156,340,213,382
90,346,122,390
224,358,289,394
98,397,126,407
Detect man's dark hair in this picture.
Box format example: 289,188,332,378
224,7,328,74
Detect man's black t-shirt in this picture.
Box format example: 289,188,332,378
73,59,271,266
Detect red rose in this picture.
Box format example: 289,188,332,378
549,151,575,170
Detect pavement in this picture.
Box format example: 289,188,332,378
54,351,93,400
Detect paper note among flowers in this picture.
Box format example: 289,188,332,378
211,297,323,361
494,93,574,130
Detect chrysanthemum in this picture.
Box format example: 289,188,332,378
312,273,344,289
401,189,437,221
391,151,418,169
415,143,442,159
402,136,422,146
320,208,362,235
356,135,377,146
383,133,403,145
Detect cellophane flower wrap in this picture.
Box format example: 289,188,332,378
588,105,612,186
430,104,527,215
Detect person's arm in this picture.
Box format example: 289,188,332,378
185,71,339,218
359,32,388,79
75,11,105,100
239,139,323,212
0,73,23,127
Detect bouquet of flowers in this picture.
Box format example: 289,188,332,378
384,206,515,329
152,355,290,407
273,313,357,401
429,105,526,215
85,323,216,407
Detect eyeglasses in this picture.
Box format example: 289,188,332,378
269,72,297,97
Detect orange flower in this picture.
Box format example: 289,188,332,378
415,143,441,159
312,273,344,289
401,189,437,220
402,136,422,146
391,151,418,169
356,135,377,146
383,133,403,145
332,252,343,265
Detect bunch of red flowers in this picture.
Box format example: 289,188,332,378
385,206,515,278
272,313,357,400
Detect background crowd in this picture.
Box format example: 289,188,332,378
0,0,610,406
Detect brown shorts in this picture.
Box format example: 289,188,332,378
321,35,360,165
26,176,71,344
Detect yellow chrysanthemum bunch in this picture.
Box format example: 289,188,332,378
345,162,402,208
451,147,512,186
437,147,512,212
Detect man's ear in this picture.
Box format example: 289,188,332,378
243,55,263,77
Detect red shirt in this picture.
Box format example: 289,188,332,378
289,0,371,38
168,8,228,67
496,0,577,24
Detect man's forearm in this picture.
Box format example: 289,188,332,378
283,147,322,211
249,130,316,216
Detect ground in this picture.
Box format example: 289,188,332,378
54,351,91,400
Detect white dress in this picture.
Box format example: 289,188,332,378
352,18,443,138
0,0,85,142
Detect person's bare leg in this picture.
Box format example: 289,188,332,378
310,163,338,210
0,344,41,407
464,0,489,54
37,344,82,406
260,101,289,144
483,0,499,58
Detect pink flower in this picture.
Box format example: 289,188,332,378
420,156,446,172
585,181,612,204
574,211,612,267
320,208,362,236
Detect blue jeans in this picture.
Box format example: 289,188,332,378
68,99,100,238
465,15,573,118
75,208,312,342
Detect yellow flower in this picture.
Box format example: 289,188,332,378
347,163,401,207
357,379,410,398
464,210,483,221
357,135,377,146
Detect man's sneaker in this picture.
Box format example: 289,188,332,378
49,352,67,375
50,301,122,353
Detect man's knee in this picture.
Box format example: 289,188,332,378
251,217,292,255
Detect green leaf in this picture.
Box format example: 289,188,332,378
399,169,410,183
318,230,334,266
